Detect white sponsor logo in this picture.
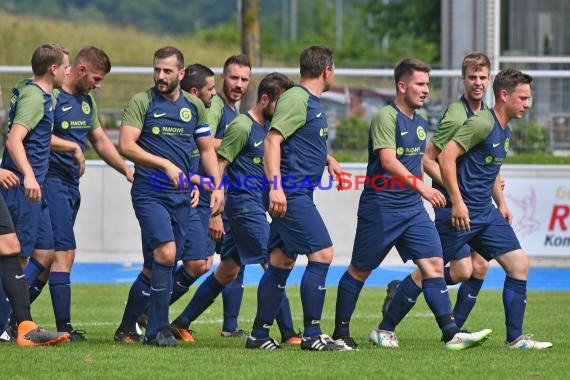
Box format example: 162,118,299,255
316,112,322,118
141,290,151,296
254,141,263,147
153,112,167,118
401,131,409,136
62,106,72,112
317,285,327,291
14,274,26,280
440,288,449,294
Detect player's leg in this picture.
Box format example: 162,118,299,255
453,250,487,328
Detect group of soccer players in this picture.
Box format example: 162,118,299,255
0,42,552,350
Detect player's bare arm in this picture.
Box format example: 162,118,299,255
196,135,224,216
422,140,443,186
439,140,470,231
6,124,40,202
264,130,286,218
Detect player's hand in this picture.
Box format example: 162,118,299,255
23,174,41,203
327,155,343,182
163,162,184,189
268,188,287,218
208,214,225,242
210,188,224,216
125,167,135,183
451,201,470,231
0,169,20,189
498,204,513,224
420,187,446,209
72,145,86,177
190,189,200,208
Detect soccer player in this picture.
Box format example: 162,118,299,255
115,46,224,346
331,58,492,350
381,53,505,329
437,68,552,349
175,55,252,340
171,73,301,345
246,45,346,351
0,43,70,346
20,46,134,342
180,63,217,108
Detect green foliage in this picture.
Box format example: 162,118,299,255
331,116,369,151
511,120,549,154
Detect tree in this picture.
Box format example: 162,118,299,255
240,0,260,110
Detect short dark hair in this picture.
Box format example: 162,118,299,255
181,63,214,92
257,72,294,103
299,45,334,78
75,46,111,74
492,68,533,98
223,54,251,75
394,58,431,83
31,43,69,76
461,52,491,76
154,46,184,69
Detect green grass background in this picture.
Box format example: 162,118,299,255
1,284,566,379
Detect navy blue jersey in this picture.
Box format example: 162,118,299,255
217,112,267,205
452,109,510,210
362,103,428,209
1,79,54,184
121,87,210,192
48,89,100,185
269,85,329,194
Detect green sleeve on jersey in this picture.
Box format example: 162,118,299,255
217,115,252,163
452,110,494,152
370,105,398,151
183,92,208,127
269,87,308,140
12,83,45,131
120,91,152,129
207,95,224,136
432,101,466,150
89,94,101,130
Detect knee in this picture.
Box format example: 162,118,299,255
471,259,490,279
153,242,176,265
347,265,370,282
308,246,333,265
269,249,296,269
183,259,209,277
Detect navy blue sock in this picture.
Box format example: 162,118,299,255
120,272,151,329
333,271,364,338
0,283,11,332
379,274,422,331
0,255,32,323
503,276,527,342
422,277,458,340
48,272,72,332
443,266,454,285
146,261,174,338
251,264,291,339
301,261,330,337
221,266,245,332
276,291,295,335
174,273,224,328
170,267,197,305
453,276,484,328
24,257,45,287
28,278,47,304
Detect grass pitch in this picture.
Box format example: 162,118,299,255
1,284,567,380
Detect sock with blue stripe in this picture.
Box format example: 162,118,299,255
48,272,73,332
146,261,174,339
453,276,484,328
173,273,224,329
301,261,330,337
503,276,527,342
423,277,459,341
251,264,291,339
24,257,45,288
170,266,197,305
379,274,422,331
221,266,245,332
333,271,364,338
28,278,47,304
119,272,151,330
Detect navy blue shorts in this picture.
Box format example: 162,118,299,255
268,192,332,260
196,203,216,256
1,186,50,257
131,187,194,268
435,204,522,261
43,176,80,251
221,202,269,266
0,194,15,235
178,208,208,262
351,203,443,271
